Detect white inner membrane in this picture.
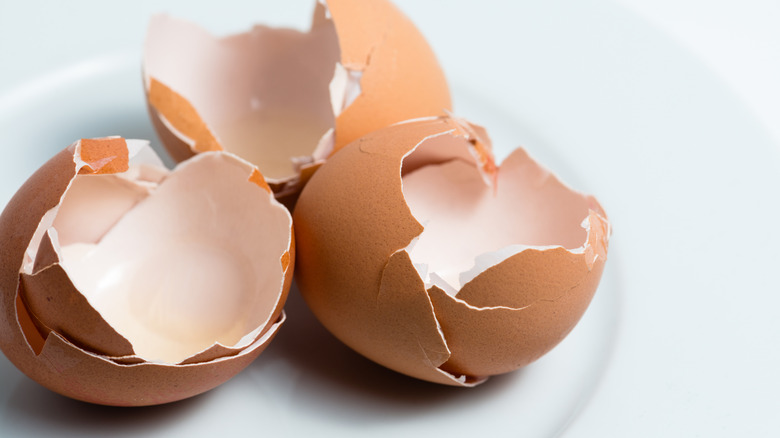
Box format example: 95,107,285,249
51,153,290,364
144,4,348,181
401,135,590,295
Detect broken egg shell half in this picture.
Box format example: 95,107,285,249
142,0,451,205
293,117,610,386
0,137,294,406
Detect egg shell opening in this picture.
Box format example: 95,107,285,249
143,0,451,204
293,117,610,385
0,138,294,405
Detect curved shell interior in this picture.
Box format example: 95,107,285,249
23,140,292,364
143,7,341,182
401,128,599,295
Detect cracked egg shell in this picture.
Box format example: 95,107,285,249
293,117,610,386
143,0,451,206
0,137,294,406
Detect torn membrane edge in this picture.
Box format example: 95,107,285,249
409,210,610,298
398,117,610,297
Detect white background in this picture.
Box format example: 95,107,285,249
617,0,780,145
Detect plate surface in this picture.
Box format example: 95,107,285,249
1,1,779,437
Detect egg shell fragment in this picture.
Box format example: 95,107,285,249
20,260,135,358
293,117,610,385
143,0,451,203
0,138,294,405
323,0,451,150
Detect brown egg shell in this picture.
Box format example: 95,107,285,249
142,0,451,204
0,138,293,405
293,117,610,385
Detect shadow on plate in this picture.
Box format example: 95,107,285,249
3,377,211,434
249,281,522,423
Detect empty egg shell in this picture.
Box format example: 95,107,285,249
143,0,451,205
293,117,610,385
0,137,294,406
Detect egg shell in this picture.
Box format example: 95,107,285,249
143,0,451,203
293,117,610,385
0,138,293,405
324,0,451,150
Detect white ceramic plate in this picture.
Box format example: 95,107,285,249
1,1,779,437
